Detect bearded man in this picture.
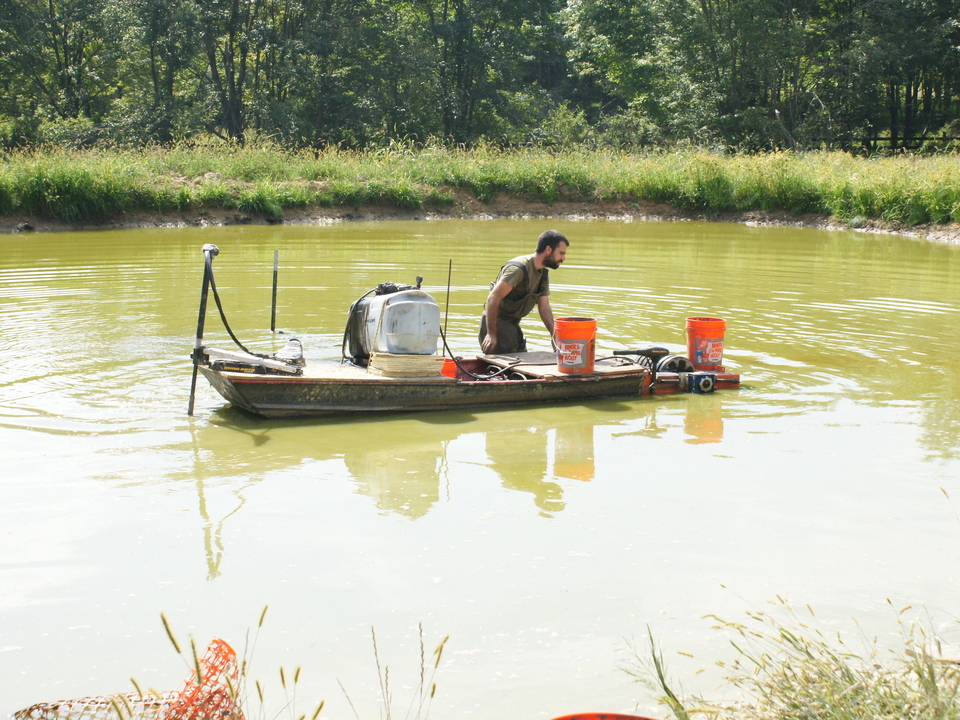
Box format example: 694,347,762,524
478,229,570,354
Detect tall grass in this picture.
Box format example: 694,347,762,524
3,140,960,225
627,600,960,720
149,611,446,720
342,624,448,720
151,606,325,720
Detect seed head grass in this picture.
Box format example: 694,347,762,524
148,609,442,720
151,606,324,720
339,624,447,720
625,599,960,720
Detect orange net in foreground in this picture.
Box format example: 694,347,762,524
14,639,244,720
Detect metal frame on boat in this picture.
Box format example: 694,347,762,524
187,245,740,419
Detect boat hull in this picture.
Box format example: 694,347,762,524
198,363,654,418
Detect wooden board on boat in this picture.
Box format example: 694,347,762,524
477,351,648,379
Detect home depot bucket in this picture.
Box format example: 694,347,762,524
686,316,726,370
555,317,596,374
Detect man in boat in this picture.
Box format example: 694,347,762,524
479,229,569,354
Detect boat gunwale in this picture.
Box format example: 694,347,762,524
221,368,651,385
198,361,658,418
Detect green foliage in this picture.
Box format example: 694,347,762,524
534,103,593,147
8,152,154,220
561,0,660,108
0,116,40,149
1,145,959,226
0,172,14,216
36,117,101,148
594,105,666,149
2,0,117,122
237,185,286,220
1,0,959,149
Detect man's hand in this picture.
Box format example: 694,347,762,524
481,333,498,354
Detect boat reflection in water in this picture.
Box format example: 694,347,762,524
351,418,599,519
343,430,449,519
486,427,565,516
350,421,597,520
485,422,596,517
181,404,646,570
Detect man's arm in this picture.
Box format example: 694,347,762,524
482,279,515,354
537,295,555,348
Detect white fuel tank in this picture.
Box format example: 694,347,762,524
349,289,441,358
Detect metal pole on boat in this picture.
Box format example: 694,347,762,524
271,249,279,332
188,243,220,416
444,259,452,341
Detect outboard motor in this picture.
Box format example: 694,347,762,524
656,354,695,373
613,345,670,368
344,276,441,365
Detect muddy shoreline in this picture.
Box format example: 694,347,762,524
4,196,960,244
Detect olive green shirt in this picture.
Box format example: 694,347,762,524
495,254,550,323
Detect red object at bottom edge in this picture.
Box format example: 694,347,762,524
549,714,661,720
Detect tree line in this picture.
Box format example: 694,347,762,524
1,0,958,151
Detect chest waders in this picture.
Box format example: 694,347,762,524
479,260,548,353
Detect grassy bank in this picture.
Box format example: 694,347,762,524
631,601,960,720
2,141,960,227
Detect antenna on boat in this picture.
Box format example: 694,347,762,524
270,249,279,333
443,259,452,350
188,244,220,416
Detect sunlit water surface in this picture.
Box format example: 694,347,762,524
2,219,960,718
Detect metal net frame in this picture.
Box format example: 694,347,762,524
12,692,177,720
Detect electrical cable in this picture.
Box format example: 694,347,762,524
206,253,266,358
438,326,521,380
340,288,378,363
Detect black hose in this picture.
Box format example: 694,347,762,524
438,327,521,380
340,288,378,364
207,261,266,358
188,248,215,416
438,330,652,400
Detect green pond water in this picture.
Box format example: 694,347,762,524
2,218,960,718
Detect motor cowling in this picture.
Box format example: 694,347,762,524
346,283,441,363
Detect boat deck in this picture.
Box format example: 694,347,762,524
294,360,457,382
477,351,648,378
219,351,649,382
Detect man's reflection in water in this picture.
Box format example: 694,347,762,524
486,427,564,517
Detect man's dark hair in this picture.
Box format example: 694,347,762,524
536,229,570,254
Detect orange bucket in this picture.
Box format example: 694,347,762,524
555,317,596,374
439,358,458,378
686,316,726,370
